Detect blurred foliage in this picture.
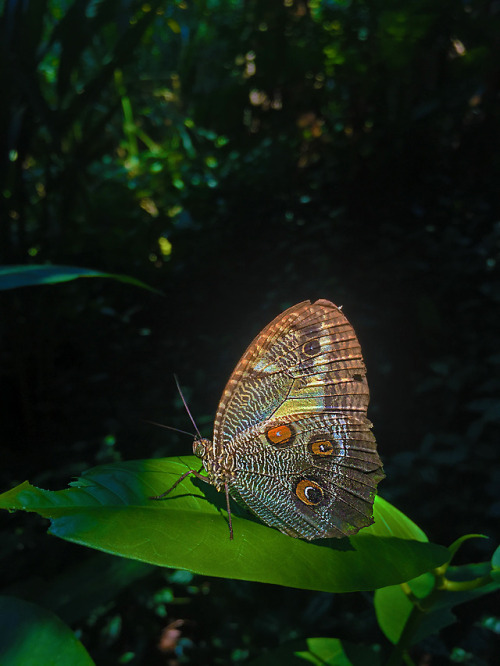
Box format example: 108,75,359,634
1,0,499,663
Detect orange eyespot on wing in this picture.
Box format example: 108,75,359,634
265,424,295,447
294,479,324,506
309,439,335,456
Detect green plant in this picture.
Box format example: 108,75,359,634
1,0,499,660
0,451,498,665
0,267,498,665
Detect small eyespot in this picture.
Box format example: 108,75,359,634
302,338,321,357
309,439,335,456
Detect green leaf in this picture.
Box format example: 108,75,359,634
0,596,94,666
375,573,437,645
0,458,448,592
447,533,489,562
0,265,161,294
491,545,500,582
249,637,381,665
167,19,181,34
375,556,500,645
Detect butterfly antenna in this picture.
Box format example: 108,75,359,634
143,420,195,438
174,374,204,441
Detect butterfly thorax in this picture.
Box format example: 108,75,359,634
193,437,233,491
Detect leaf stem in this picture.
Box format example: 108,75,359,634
384,561,493,665
438,574,492,593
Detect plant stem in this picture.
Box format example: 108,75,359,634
440,574,492,593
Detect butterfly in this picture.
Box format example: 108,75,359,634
155,299,384,540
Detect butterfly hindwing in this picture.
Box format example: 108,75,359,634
227,411,383,539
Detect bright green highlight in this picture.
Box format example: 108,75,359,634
0,265,162,294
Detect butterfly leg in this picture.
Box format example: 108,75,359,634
150,469,234,541
149,467,208,500
224,481,234,540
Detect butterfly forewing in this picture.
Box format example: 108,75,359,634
214,300,369,439
207,299,384,540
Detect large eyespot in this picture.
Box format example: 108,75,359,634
294,479,324,506
308,439,335,457
302,338,321,357
266,424,295,447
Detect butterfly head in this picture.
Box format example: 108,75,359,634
192,436,229,491
193,437,211,460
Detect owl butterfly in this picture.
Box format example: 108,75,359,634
156,299,384,541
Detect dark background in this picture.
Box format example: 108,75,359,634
1,0,499,663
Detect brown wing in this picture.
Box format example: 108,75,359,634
226,411,384,539
213,299,384,539
214,299,369,443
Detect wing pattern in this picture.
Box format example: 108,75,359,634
206,299,384,540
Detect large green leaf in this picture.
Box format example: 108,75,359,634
0,264,160,293
0,457,449,593
0,596,94,666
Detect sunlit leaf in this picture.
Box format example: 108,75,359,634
0,457,448,593
0,265,161,294
167,19,181,34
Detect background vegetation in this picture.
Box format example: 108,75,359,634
1,0,499,663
